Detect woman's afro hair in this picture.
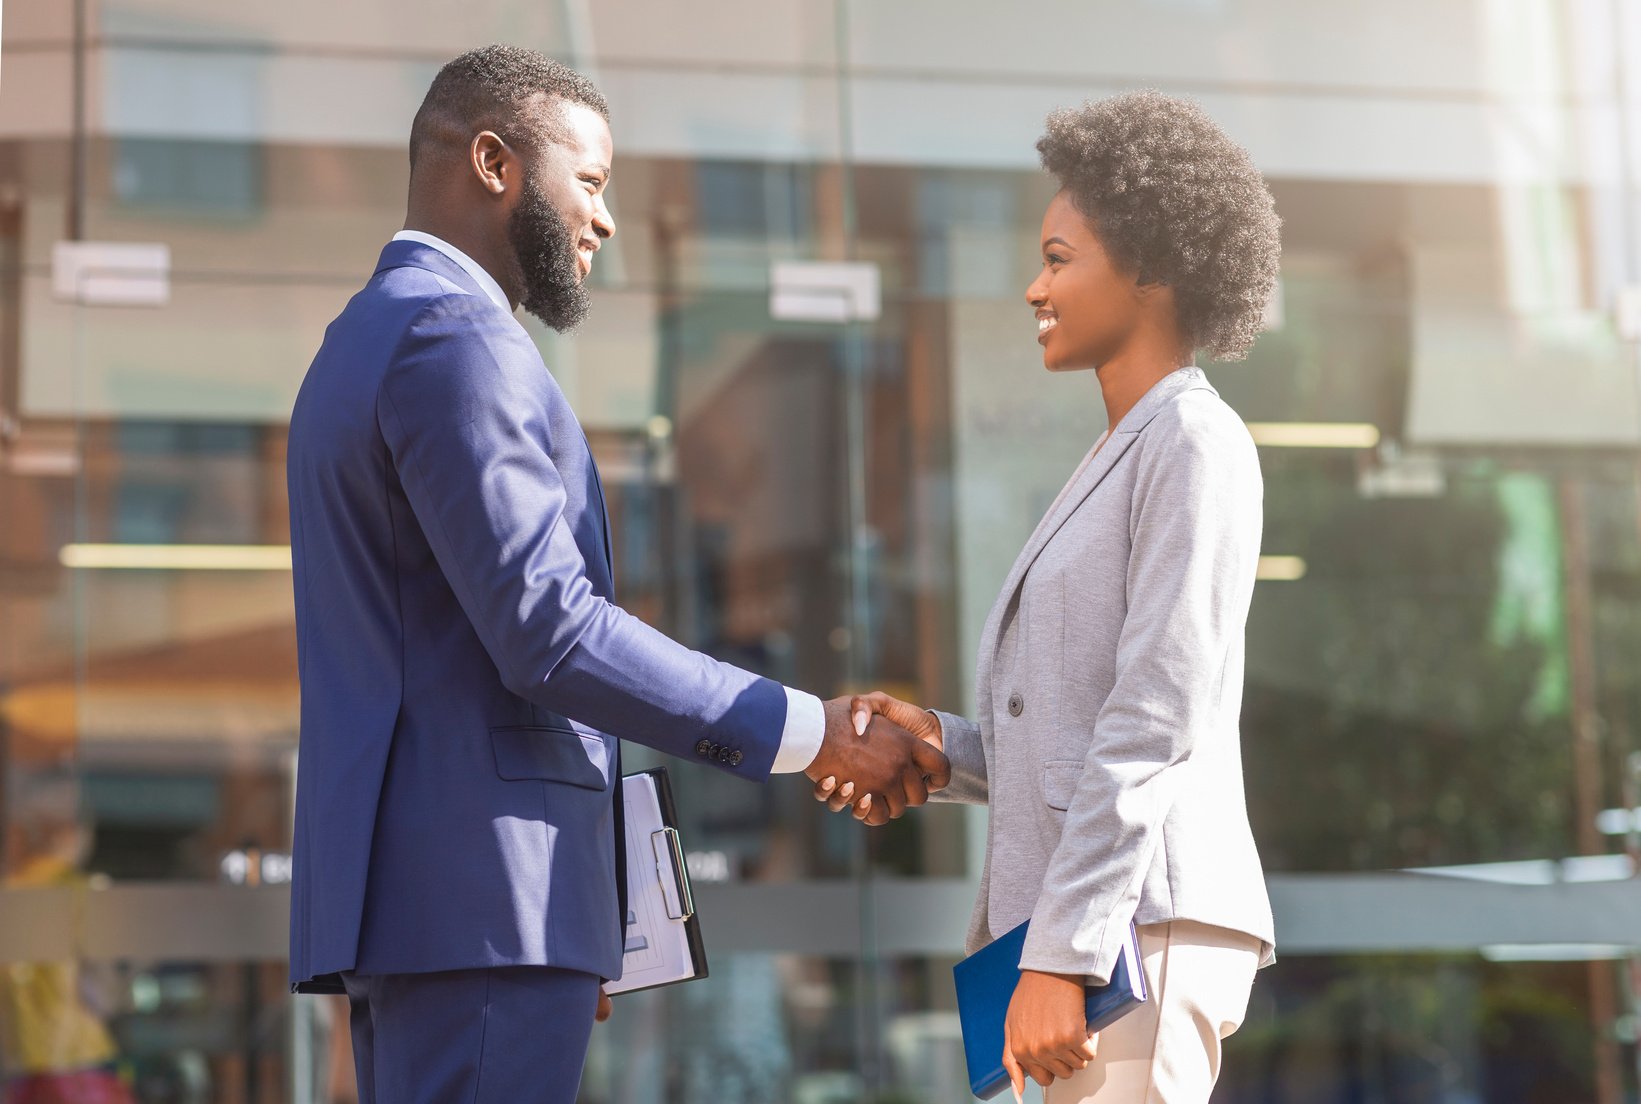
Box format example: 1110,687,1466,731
1037,91,1280,360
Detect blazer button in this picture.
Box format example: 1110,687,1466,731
730,750,743,767
1007,692,1024,717
695,739,712,758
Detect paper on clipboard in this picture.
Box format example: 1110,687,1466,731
604,770,706,995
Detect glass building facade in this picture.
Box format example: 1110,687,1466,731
5,2,1641,1101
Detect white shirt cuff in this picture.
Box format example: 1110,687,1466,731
770,687,826,773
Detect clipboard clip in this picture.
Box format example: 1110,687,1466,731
650,826,695,922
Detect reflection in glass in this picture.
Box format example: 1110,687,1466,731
5,1,1641,1100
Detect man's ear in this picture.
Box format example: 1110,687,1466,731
469,131,512,196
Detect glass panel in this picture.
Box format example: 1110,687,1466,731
9,0,1641,1101
1218,953,1638,1104
579,953,970,1104
0,956,297,1104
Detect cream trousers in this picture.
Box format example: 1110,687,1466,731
1042,920,1261,1104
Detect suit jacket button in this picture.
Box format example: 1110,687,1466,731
1007,692,1024,717
717,746,733,763
695,738,712,758
730,750,743,767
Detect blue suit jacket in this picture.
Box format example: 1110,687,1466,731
286,241,787,992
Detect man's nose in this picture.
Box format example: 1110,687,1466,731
593,195,615,242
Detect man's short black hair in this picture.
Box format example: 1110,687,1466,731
1037,91,1280,361
409,44,609,171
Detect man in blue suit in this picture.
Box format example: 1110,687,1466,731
286,45,948,1103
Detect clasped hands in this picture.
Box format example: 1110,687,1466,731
806,692,944,826
803,694,951,826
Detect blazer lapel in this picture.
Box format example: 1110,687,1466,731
995,431,1136,609
975,367,1216,679
972,435,1128,701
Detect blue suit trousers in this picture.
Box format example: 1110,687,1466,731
342,966,600,1103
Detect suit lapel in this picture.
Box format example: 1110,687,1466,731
581,431,616,586
974,367,1216,680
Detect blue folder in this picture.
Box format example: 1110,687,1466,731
953,918,1148,1100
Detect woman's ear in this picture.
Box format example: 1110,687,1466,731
1133,269,1169,294
1133,275,1172,303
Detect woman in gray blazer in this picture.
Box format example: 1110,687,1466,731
817,91,1280,1102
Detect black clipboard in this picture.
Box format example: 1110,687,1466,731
604,767,709,994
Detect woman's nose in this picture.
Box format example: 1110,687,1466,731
1025,271,1048,307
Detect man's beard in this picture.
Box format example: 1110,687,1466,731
508,172,590,332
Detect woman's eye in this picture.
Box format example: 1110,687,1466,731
1045,253,1066,266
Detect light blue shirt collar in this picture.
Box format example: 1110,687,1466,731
391,230,510,313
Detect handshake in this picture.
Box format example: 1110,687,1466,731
804,693,947,827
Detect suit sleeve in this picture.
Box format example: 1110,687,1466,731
926,710,988,805
1018,402,1263,981
376,294,787,778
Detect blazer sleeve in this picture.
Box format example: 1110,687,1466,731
376,294,788,778
927,710,988,805
1018,398,1262,981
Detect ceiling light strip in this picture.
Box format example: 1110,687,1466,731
1246,422,1381,449
1256,555,1306,581
59,544,293,571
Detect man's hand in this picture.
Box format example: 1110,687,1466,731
804,696,950,827
813,692,945,825
1002,969,1096,1094
595,986,613,1023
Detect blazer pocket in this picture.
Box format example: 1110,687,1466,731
1042,760,1084,811
490,725,612,790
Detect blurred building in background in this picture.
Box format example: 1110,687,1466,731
5,2,1641,1101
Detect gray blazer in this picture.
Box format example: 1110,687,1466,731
932,366,1275,983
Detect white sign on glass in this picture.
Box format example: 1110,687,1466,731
52,241,171,307
769,260,881,323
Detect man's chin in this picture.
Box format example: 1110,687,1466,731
525,291,591,334
531,310,583,335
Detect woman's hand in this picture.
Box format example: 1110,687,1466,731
813,692,943,826
1002,969,1097,1095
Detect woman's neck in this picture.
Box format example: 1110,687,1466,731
1095,345,1193,430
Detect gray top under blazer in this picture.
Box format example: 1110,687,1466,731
932,365,1276,984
